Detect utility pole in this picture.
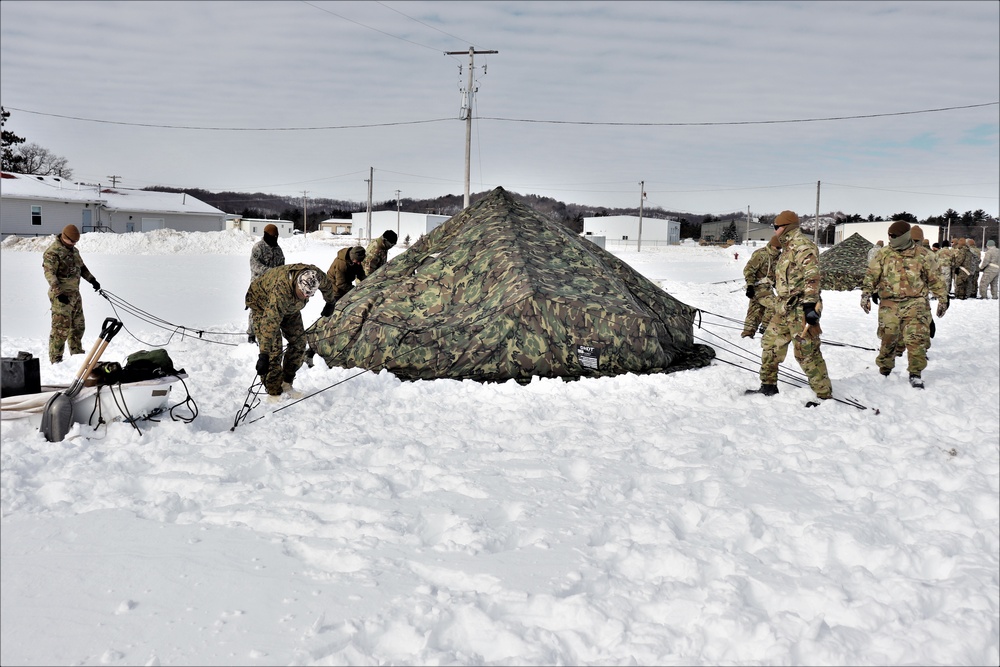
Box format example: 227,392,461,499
365,167,373,242
107,175,121,187
746,205,751,245
637,181,645,252
445,46,498,209
301,191,308,234
395,189,401,237
814,180,821,244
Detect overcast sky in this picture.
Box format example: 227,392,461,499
1,1,997,219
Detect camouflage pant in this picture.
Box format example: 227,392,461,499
743,292,775,336
980,266,999,299
875,297,931,375
48,291,86,363
954,270,972,298
252,311,306,395
760,302,832,398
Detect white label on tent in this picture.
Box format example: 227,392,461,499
577,345,599,371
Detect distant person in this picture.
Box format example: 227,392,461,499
245,265,337,399
965,239,981,298
741,234,780,339
364,230,397,275
746,211,833,406
42,224,101,364
952,238,972,299
860,221,948,388
247,224,285,343
936,240,954,295
867,239,884,265
978,239,999,299
326,246,367,304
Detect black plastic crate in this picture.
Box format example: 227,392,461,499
1,352,41,398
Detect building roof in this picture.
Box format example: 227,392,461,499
0,172,225,216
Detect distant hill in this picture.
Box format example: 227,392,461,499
143,185,730,238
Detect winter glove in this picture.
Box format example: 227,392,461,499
321,301,335,318
870,293,879,305
255,353,270,377
860,294,871,314
91,280,101,292
802,302,820,325
57,294,70,305
745,285,755,299
936,301,948,318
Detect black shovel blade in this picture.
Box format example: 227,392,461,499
39,391,74,442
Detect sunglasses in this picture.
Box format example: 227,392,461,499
888,233,898,239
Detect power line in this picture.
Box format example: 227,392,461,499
2,107,452,131
7,102,995,132
479,102,999,127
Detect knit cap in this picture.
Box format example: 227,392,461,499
62,225,81,242
909,225,924,242
264,224,278,236
773,211,799,228
887,221,910,237
349,246,366,262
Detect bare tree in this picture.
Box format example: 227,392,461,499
14,142,73,178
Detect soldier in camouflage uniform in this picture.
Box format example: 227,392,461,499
952,238,972,299
327,246,367,302
965,239,980,299
741,235,780,338
936,240,954,295
979,239,999,299
364,230,397,276
746,211,833,404
245,264,336,397
860,220,948,388
42,225,101,364
247,223,285,343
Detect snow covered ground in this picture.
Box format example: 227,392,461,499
1,229,998,666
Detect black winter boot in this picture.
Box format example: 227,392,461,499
744,384,778,396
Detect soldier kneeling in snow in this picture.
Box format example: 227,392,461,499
245,264,336,399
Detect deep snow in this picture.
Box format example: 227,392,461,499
1,229,998,666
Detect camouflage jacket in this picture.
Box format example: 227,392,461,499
245,263,336,355
42,237,95,299
363,237,392,275
249,239,285,282
327,247,367,299
774,227,821,305
743,245,779,290
936,247,954,271
862,242,947,303
964,246,981,272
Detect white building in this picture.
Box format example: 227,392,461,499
834,221,943,245
318,218,353,235
352,210,450,246
582,215,681,246
0,172,227,238
226,217,296,237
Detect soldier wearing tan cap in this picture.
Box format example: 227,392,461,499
41,225,101,364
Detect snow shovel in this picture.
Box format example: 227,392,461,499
40,317,123,442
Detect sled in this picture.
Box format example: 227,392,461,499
1,372,189,430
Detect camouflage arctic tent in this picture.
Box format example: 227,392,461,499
307,187,715,383
819,232,874,291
